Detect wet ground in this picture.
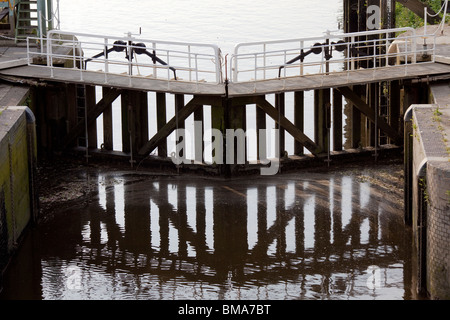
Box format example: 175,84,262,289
0,156,417,300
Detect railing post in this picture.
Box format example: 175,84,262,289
47,0,53,31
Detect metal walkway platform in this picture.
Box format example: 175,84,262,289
0,27,449,97
1,61,450,97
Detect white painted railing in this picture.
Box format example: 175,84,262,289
27,30,223,85
26,27,437,87
230,27,436,83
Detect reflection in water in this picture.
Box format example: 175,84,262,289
0,167,411,300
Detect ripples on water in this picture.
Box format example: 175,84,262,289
0,165,411,300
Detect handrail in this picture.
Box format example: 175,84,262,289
25,27,437,87
230,27,436,83
27,30,223,85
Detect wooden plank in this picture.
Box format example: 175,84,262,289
256,100,267,160
228,100,247,165
314,89,330,152
102,87,113,150
275,93,285,157
85,85,97,149
337,86,401,142
175,94,185,158
253,96,321,156
332,88,343,151
138,96,206,156
156,92,167,157
121,91,130,153
194,105,204,163
63,88,122,147
134,91,149,153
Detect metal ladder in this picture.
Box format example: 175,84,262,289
76,84,88,147
15,0,38,43
378,82,390,146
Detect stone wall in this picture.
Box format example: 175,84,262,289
407,100,450,300
426,161,450,299
0,106,37,276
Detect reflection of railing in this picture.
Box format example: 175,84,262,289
26,30,223,84
230,27,436,83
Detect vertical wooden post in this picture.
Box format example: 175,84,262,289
211,99,225,169
332,89,343,151
314,89,330,152
156,92,167,157
294,91,304,156
121,91,130,153
65,84,78,144
134,91,149,155
175,94,185,159
102,87,114,151
228,103,247,166
275,93,285,157
85,85,97,149
194,105,204,163
368,83,377,147
390,80,401,142
256,104,267,161
350,86,362,149
121,90,148,156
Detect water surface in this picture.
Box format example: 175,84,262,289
0,163,413,300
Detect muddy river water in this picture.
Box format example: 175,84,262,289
0,159,416,300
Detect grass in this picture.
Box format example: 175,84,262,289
396,0,450,28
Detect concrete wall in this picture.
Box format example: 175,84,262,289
406,102,450,300
426,160,450,299
0,106,37,276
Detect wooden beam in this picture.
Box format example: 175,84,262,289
337,86,401,142
63,88,122,147
332,89,343,151
86,85,97,149
156,92,167,157
396,0,439,24
294,91,304,156
252,96,321,156
102,87,114,150
138,96,212,156
275,93,285,157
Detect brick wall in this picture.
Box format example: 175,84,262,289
426,161,450,300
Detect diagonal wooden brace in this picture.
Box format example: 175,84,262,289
64,87,122,147
337,86,401,143
253,96,321,156
138,95,221,156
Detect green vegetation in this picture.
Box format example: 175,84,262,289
396,0,449,28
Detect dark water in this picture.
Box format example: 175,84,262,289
0,162,415,300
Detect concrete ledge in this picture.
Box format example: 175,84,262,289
0,58,28,70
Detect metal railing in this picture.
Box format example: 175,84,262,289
27,30,223,85
25,27,438,88
230,27,436,83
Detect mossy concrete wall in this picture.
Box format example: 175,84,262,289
406,101,450,300
0,106,37,275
